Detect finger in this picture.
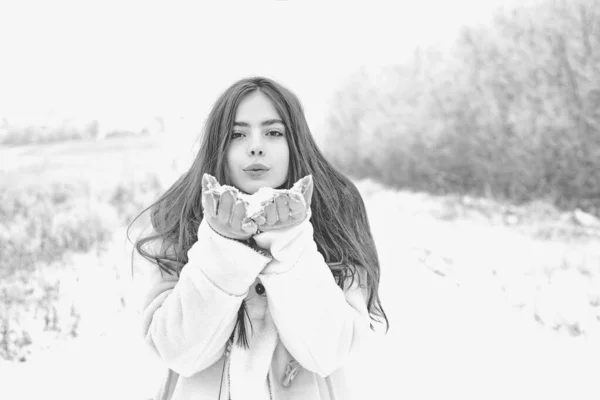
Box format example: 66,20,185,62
201,174,210,191
231,201,245,231
202,173,218,191
303,175,314,209
253,212,267,226
248,202,267,226
275,196,290,223
264,202,278,225
202,192,217,218
218,190,235,224
288,196,305,216
288,197,307,220
241,218,258,234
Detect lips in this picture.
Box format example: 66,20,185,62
243,163,270,172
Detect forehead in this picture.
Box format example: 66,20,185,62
235,91,281,123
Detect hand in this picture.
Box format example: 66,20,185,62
201,174,258,240
256,175,314,233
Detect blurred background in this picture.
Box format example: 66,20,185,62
1,0,600,399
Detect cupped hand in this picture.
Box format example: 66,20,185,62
201,174,258,240
255,175,314,233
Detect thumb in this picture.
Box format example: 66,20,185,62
202,173,219,191
302,175,314,209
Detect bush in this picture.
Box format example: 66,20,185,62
0,174,163,361
109,174,164,224
0,119,98,146
0,116,165,146
0,182,116,273
324,0,600,215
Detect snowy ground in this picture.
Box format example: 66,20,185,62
1,180,600,400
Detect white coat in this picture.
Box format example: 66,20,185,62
133,217,371,399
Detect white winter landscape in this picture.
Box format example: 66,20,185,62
2,1,600,398
1,150,599,399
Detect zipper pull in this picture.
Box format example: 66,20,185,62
282,359,301,387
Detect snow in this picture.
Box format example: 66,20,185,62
2,181,599,399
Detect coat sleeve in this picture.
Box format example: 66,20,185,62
253,220,372,377
132,219,272,377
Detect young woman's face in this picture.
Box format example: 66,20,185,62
226,90,290,194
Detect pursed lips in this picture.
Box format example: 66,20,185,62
243,163,270,171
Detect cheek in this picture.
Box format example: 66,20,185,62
283,143,291,169
283,151,290,171
226,145,240,168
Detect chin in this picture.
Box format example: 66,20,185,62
243,180,284,195
239,181,268,195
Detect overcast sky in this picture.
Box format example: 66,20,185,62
0,0,522,135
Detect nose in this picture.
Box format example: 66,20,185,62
248,130,264,156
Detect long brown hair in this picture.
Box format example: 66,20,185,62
128,76,389,345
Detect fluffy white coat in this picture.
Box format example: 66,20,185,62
132,217,371,400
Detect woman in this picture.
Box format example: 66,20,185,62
129,76,388,399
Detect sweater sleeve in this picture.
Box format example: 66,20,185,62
253,220,372,377
133,219,272,377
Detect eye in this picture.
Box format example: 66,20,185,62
267,130,283,137
231,131,245,139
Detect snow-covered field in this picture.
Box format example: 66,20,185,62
1,142,599,399
353,184,600,400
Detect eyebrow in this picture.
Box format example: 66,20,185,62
233,119,284,127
